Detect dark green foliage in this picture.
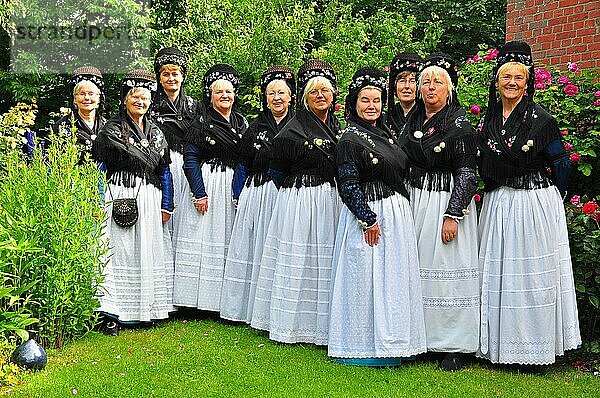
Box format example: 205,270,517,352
0,123,107,348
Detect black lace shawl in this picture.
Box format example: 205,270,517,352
240,108,294,187
184,106,248,169
150,90,203,154
387,102,416,140
93,113,170,189
336,118,409,200
402,101,478,191
270,107,342,188
51,112,106,163
478,97,562,191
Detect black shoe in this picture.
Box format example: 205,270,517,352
100,320,120,336
439,354,466,371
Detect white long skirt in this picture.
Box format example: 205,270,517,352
478,185,581,365
251,183,339,345
220,181,278,322
98,178,173,322
167,150,190,254
409,182,480,353
328,193,427,359
172,164,235,311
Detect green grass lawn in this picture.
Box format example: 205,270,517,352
4,316,599,397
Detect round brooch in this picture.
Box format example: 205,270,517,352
140,139,149,148
413,130,423,139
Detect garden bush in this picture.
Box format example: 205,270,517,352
0,104,107,348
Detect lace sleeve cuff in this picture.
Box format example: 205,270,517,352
445,166,477,217
338,161,377,228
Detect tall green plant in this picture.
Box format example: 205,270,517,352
0,108,107,348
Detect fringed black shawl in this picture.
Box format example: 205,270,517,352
387,102,416,139
478,98,561,191
336,117,409,200
240,108,294,187
402,101,477,191
150,91,202,154
270,107,342,188
51,112,106,163
93,113,170,189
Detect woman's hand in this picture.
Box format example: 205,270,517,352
364,222,381,247
441,217,458,244
194,198,209,215
162,211,171,224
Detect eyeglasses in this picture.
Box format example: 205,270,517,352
397,78,416,86
308,88,332,96
76,91,99,97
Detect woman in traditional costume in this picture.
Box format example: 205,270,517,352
251,60,341,345
220,66,295,322
401,54,479,371
173,64,247,311
477,41,581,365
50,66,106,163
386,53,422,138
328,67,426,366
93,70,174,335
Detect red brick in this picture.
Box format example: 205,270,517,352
524,14,534,23
561,38,573,47
568,12,588,23
578,27,596,36
534,12,543,21
553,9,565,17
573,20,585,30
587,42,600,52
545,2,559,10
562,22,574,31
572,37,583,44
556,31,573,40
559,0,578,7
549,16,568,25
541,27,553,35
538,33,556,42
584,19,596,27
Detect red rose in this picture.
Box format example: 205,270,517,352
570,153,581,163
582,201,599,215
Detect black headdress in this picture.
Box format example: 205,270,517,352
388,53,421,99
202,63,240,106
154,46,188,77
259,65,295,111
120,69,157,108
420,53,460,88
489,41,535,105
69,66,105,113
345,66,388,126
296,59,337,103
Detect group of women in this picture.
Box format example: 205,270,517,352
52,41,581,370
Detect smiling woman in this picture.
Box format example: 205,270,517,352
92,69,175,336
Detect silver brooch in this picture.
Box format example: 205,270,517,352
414,130,423,139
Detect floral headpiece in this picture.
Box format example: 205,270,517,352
202,63,240,105
492,40,535,98
154,46,188,76
120,69,157,105
260,65,296,111
70,66,104,96
345,66,388,122
297,59,337,98
420,53,460,87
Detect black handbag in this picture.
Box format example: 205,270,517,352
107,178,143,228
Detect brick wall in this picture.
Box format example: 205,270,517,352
506,0,600,70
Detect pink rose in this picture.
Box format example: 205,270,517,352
594,91,600,98
334,104,341,111
564,142,573,151
568,62,579,72
469,104,481,115
466,57,473,64
383,65,390,72
473,54,481,62
557,75,571,84
594,99,600,107
473,193,481,203
535,82,545,90
569,195,581,205
535,68,552,83
484,48,499,61
564,84,579,96
570,153,581,163
582,201,599,215
561,130,569,136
